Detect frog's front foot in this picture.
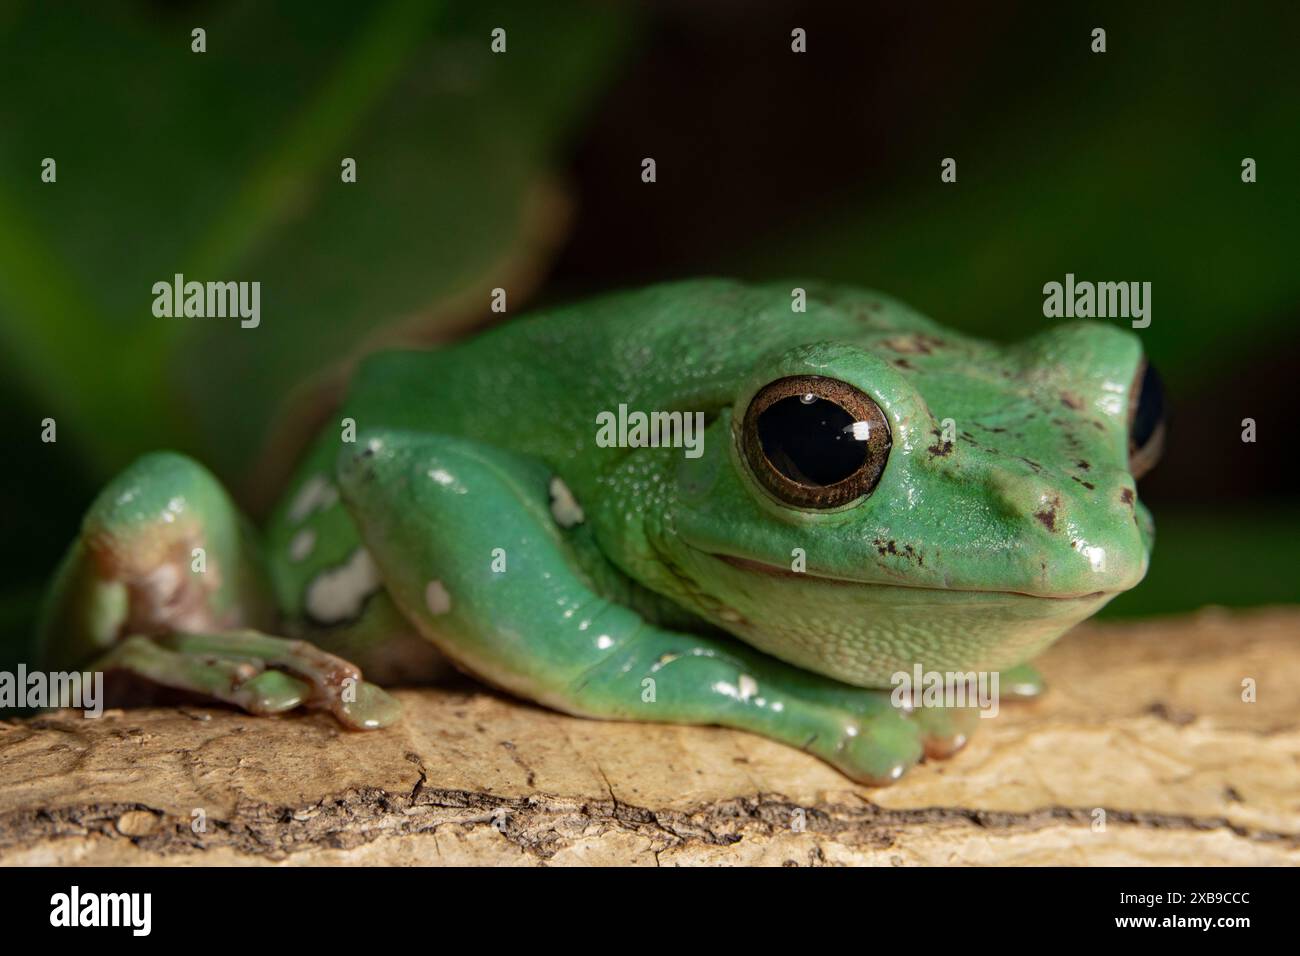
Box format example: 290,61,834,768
800,695,985,785
90,630,401,730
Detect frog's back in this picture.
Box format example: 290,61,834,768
345,278,957,457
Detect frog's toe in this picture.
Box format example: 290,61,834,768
234,669,310,714
1001,663,1046,699
835,708,925,785
334,681,403,730
911,704,982,760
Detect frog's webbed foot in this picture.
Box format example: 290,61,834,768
37,451,399,730
90,630,400,729
335,430,982,784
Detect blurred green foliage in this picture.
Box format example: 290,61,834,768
0,0,631,479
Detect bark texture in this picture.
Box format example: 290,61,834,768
1,607,1296,865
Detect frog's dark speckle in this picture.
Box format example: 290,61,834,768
1076,459,1091,471
1071,476,1096,490
883,333,946,355
1034,506,1057,532
893,357,917,371
874,538,923,565
1060,392,1084,411
1018,456,1043,473
927,429,954,457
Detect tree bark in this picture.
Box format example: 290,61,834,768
1,607,1296,865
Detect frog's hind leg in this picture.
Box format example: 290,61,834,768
36,451,397,728
338,431,940,784
88,630,400,728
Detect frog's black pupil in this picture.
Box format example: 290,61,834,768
757,396,868,486
1132,362,1165,450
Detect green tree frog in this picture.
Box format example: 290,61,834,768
36,280,1162,783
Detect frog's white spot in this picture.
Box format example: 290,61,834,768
289,529,316,562
549,476,584,528
718,608,743,624
737,673,759,701
289,475,339,524
162,496,185,523
1072,538,1107,572
649,652,679,674
843,723,859,738
424,579,451,616
305,548,381,623
595,634,614,650
1100,379,1126,417
426,467,467,494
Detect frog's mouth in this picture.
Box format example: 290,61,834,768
708,551,1107,602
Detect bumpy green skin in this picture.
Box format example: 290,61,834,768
37,279,1153,783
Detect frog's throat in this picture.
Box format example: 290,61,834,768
708,551,1108,602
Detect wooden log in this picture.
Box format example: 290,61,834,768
1,607,1296,865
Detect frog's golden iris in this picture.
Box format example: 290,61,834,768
741,375,892,510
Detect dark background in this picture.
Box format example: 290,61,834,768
2,0,1297,672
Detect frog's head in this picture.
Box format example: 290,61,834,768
654,321,1163,687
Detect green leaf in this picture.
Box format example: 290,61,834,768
0,0,633,479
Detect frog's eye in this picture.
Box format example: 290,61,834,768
1128,360,1166,480
741,375,892,509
